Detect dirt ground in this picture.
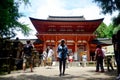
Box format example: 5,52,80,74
0,66,117,80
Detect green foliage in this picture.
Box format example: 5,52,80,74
105,23,115,38
94,23,108,38
93,0,120,26
94,23,118,38
0,0,31,38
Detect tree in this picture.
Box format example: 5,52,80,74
94,23,108,38
0,0,31,38
93,0,120,26
95,22,119,38
104,23,115,38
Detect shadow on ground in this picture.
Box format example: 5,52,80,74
87,68,117,80
0,67,117,80
0,72,116,80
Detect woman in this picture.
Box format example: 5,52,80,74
95,44,104,72
57,39,68,76
82,53,87,67
42,49,48,66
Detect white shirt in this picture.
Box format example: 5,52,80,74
47,49,54,58
69,55,73,59
82,55,87,61
102,48,106,57
42,51,47,60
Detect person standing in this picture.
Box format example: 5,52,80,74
107,56,114,71
22,40,34,72
57,39,68,76
68,51,73,67
82,53,87,67
42,49,48,66
95,45,104,72
46,46,54,67
13,37,21,58
102,47,106,66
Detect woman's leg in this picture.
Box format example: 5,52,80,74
63,59,66,75
100,58,104,72
96,60,99,72
59,58,62,76
43,60,46,66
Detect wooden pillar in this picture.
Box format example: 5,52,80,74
50,39,51,46
54,36,58,61
86,41,90,61
75,35,78,53
66,38,67,46
43,37,46,50
75,42,77,53
74,35,78,61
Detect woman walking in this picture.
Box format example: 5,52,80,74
57,39,68,76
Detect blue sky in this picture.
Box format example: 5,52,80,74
17,0,118,39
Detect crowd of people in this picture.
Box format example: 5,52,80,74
13,35,120,79
22,39,115,76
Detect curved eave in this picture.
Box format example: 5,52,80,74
29,17,104,34
29,17,104,22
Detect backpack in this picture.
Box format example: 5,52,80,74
96,48,104,58
23,44,33,56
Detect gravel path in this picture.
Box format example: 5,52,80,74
0,66,117,80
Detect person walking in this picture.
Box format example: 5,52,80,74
95,45,104,72
57,39,68,76
107,56,114,71
22,40,34,72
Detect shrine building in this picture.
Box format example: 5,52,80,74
30,16,104,61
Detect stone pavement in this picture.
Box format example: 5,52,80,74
0,66,117,80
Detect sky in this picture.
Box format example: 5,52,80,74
17,0,118,39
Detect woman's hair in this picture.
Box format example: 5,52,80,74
26,40,31,44
61,39,65,43
96,44,101,49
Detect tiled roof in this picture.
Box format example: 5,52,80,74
47,15,85,21
90,38,112,45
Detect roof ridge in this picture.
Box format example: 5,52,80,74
48,15,85,18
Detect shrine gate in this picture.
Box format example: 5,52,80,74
30,16,103,61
